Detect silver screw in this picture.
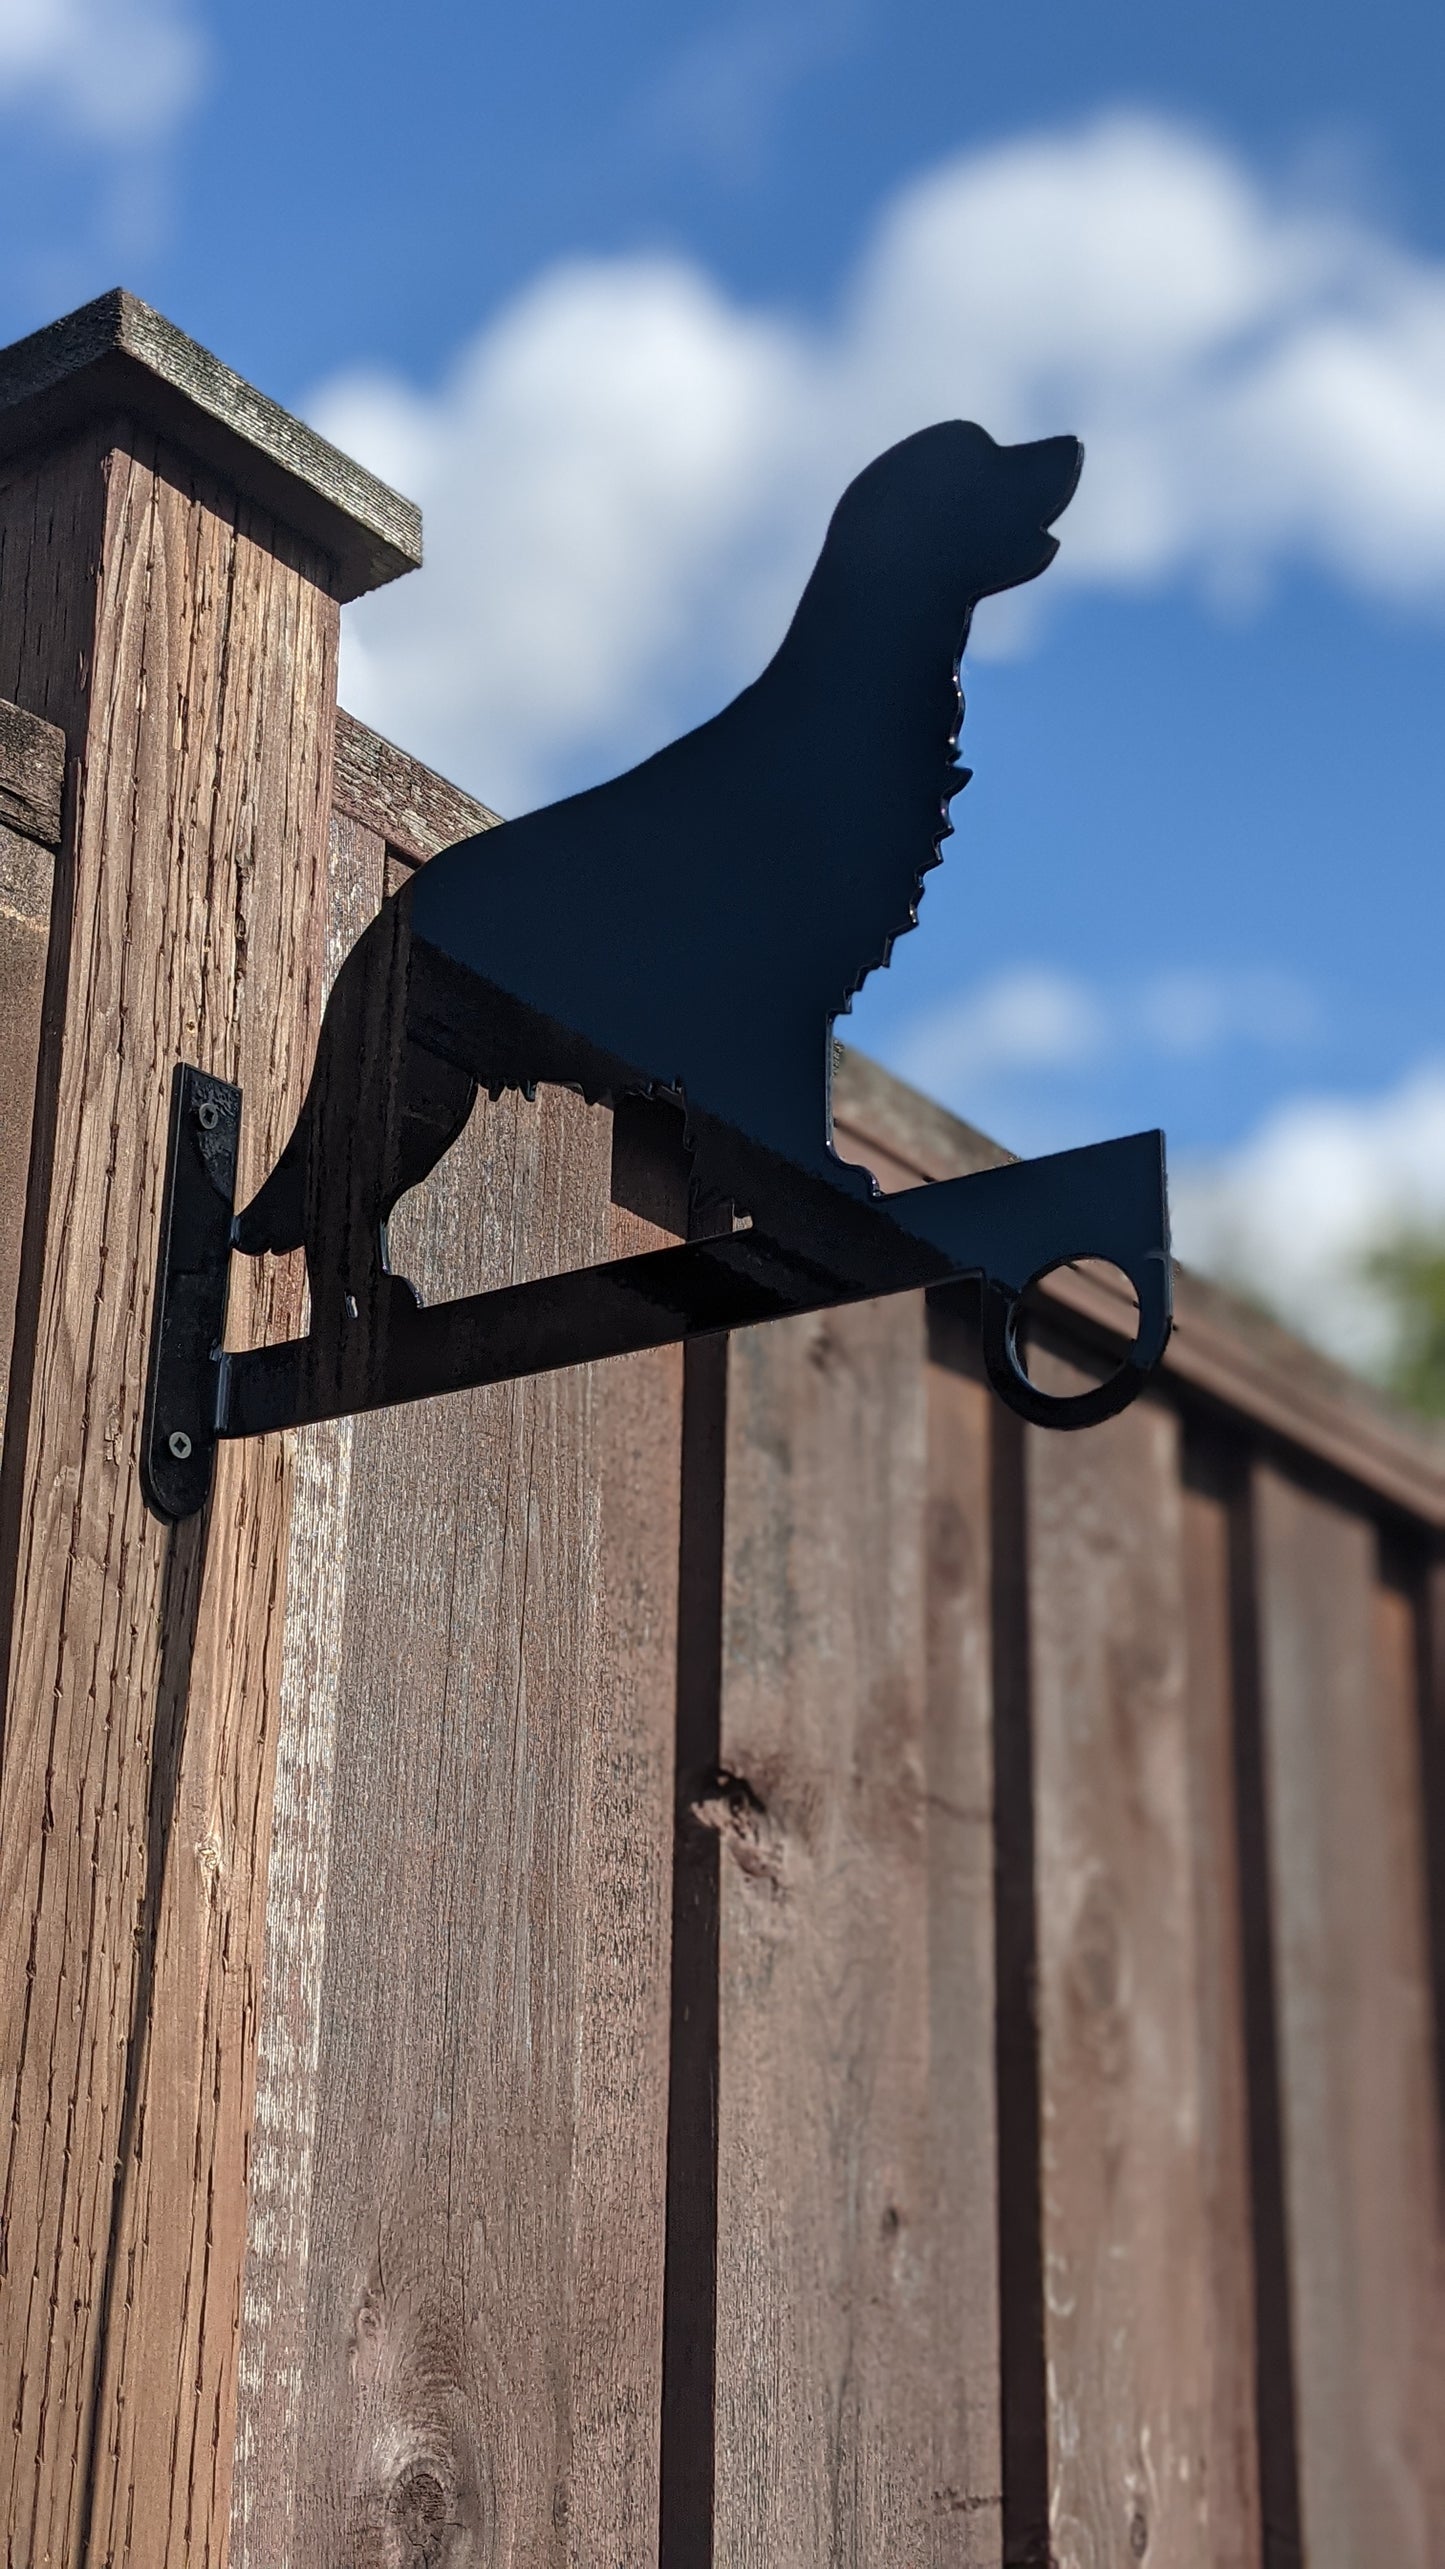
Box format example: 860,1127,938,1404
167,1429,193,1460
197,1101,220,1131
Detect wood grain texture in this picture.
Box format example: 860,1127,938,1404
0,818,55,1445
295,1107,676,2567
0,694,65,845
1420,1560,1445,2249
1178,1446,1262,2565
230,823,683,2562
1024,1344,1214,2569
1251,1467,1445,2569
0,292,421,600
0,425,337,2569
333,706,500,862
989,1397,1050,2569
922,1305,1004,2564
711,1293,954,2564
229,810,382,2563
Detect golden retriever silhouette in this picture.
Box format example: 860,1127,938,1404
237,421,1082,1320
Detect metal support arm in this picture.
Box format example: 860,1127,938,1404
142,1063,1170,1523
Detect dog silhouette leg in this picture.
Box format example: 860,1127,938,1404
237,899,477,1341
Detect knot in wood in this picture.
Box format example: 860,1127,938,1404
387,2462,449,2567
688,1765,785,1894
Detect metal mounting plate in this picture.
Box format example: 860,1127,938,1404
140,1065,239,1522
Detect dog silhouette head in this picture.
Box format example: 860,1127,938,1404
809,420,1083,635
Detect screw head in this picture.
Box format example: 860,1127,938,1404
167,1429,193,1461
196,1101,220,1132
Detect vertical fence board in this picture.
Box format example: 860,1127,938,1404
1252,1467,1444,2569
1177,1450,1263,2566
1367,1575,1445,2551
712,1294,953,2564
0,433,336,2569
923,1304,1003,2563
1024,1351,1213,2568
229,809,383,2561
1422,1559,1445,2263
231,826,682,2564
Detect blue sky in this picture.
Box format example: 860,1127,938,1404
3,0,1445,1364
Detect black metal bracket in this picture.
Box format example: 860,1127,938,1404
142,1065,243,1521
142,419,1176,1523
143,1063,1170,1524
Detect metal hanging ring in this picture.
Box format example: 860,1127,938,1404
980,1250,1172,1431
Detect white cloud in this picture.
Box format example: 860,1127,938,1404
894,967,1109,1096
0,0,204,140
1134,965,1318,1058
313,112,1445,813
324,260,805,813
1171,1065,1445,1374
892,961,1316,1101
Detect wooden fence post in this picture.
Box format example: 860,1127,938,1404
0,294,419,2569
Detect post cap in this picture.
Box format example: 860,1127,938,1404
0,290,421,602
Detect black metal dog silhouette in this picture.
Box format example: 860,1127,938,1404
143,417,1173,1520
237,421,1083,1327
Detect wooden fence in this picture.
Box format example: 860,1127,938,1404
0,292,1441,2569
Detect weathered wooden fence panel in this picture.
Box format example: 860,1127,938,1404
1177,1442,1263,2565
0,297,1441,2569
1023,1353,1216,2568
709,1294,939,2563
921,1310,1005,2566
1252,1467,1443,2569
230,810,684,2567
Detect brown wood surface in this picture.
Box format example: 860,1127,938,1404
333,705,500,863
228,811,384,2563
0,818,56,1445
0,694,65,846
230,826,683,2564
1251,1467,1444,2569
710,1292,966,2564
1024,1345,1214,2568
0,425,337,2569
1421,1559,1445,2270
922,1306,1004,2564
1178,1444,1263,2565
0,632,67,1452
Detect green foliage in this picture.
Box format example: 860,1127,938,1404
1363,1231,1445,1418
